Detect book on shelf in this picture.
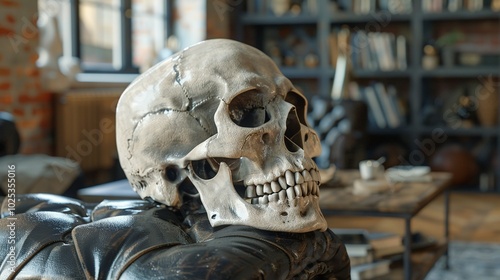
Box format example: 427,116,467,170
386,85,407,126
350,259,391,280
353,0,376,14
367,33,381,70
349,31,407,72
349,82,406,129
374,33,395,71
331,228,373,258
373,232,438,259
422,0,443,12
333,228,423,279
334,228,438,268
351,31,376,71
379,0,412,13
447,0,463,11
345,244,372,258
468,0,484,11
362,86,387,128
424,0,488,12
335,0,412,14
350,253,375,267
396,35,407,70
373,82,402,128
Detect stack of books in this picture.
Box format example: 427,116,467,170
332,228,393,279
332,228,438,279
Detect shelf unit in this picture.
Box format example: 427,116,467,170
233,0,500,192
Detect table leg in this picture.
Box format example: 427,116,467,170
444,190,450,269
404,217,412,280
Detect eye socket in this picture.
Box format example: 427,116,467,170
285,91,308,125
284,108,303,152
191,159,217,180
229,90,270,127
208,157,241,173
191,158,241,182
164,165,180,182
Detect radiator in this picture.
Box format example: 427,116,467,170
54,88,124,172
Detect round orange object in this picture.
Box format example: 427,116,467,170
430,144,479,186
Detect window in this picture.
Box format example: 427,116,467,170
39,0,172,75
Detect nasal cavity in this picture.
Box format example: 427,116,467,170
284,108,303,152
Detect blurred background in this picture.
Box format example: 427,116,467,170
0,0,498,194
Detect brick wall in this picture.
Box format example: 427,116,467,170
0,0,52,154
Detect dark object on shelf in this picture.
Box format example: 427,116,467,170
442,89,480,128
422,104,446,126
455,95,479,127
430,144,479,186
308,97,367,169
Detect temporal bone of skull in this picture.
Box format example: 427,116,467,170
116,39,327,233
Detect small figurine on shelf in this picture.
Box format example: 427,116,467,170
455,94,479,128
493,0,500,10
304,52,319,68
290,2,302,15
270,0,290,16
444,90,480,129
422,44,439,70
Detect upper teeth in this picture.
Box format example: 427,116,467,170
245,169,320,204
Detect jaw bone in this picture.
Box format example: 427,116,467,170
188,162,327,233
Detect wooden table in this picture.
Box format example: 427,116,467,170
320,170,453,280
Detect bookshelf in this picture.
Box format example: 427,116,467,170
233,0,500,192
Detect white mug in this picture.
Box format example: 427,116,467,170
359,160,384,180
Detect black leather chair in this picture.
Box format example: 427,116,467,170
0,111,84,197
0,112,21,157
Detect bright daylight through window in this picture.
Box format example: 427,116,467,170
38,0,171,76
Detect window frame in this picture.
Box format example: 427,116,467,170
69,0,172,74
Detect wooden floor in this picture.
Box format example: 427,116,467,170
325,192,500,243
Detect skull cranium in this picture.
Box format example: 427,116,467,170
116,39,327,233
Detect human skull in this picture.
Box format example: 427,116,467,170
116,39,327,233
